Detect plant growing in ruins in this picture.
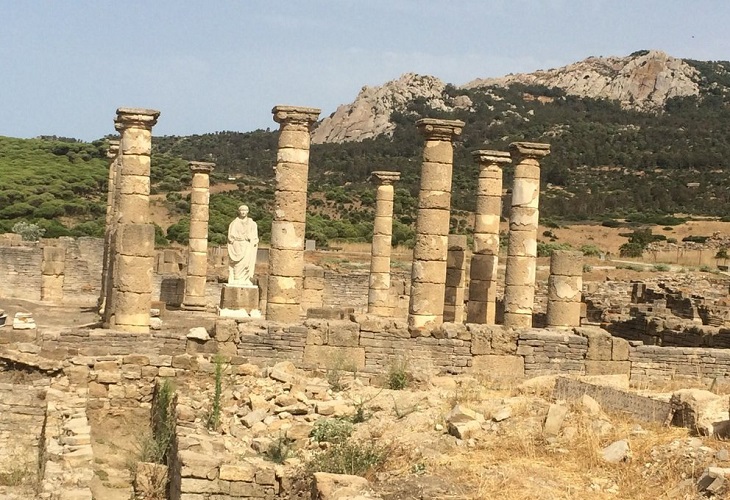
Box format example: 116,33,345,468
311,418,353,444
305,440,390,477
206,354,225,431
386,357,411,390
263,434,294,464
136,379,176,466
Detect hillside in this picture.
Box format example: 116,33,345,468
3,50,730,249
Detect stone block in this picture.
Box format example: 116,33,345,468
611,337,630,361
576,327,613,361
471,355,524,379
584,361,631,376
328,321,360,347
302,345,365,371
214,319,238,342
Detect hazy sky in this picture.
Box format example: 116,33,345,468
2,0,728,141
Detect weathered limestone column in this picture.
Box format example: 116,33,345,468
98,140,120,314
408,118,464,331
443,235,467,323
104,108,160,333
266,105,321,323
546,250,583,327
467,150,510,324
368,170,401,316
41,245,66,301
182,161,215,311
503,142,550,329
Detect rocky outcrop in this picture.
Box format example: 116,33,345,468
313,50,702,144
311,73,471,144
464,50,699,112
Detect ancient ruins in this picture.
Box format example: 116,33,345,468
2,106,730,499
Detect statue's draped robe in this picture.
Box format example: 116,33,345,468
227,217,258,286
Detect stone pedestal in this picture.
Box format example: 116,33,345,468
219,285,260,318
368,171,400,316
182,161,215,311
503,142,550,329
266,105,321,323
546,250,583,328
103,107,160,334
408,118,464,332
467,150,510,324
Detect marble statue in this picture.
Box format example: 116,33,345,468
227,205,259,287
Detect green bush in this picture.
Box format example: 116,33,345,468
306,441,388,477
537,241,572,257
580,244,602,257
386,358,410,390
311,418,353,444
12,221,45,241
601,219,621,228
653,264,670,272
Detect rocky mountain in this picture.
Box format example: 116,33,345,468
313,50,707,144
311,73,472,144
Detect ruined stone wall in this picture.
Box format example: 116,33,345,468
0,244,43,300
61,237,104,302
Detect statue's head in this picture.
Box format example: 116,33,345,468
238,205,249,218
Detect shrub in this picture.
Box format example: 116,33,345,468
601,219,621,228
386,358,410,390
683,235,709,243
653,264,670,272
583,264,593,273
306,441,389,477
580,244,602,257
263,435,294,464
537,241,572,257
12,221,45,241
311,418,353,444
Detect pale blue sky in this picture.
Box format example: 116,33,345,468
1,0,728,141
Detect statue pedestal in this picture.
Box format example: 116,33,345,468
219,284,260,318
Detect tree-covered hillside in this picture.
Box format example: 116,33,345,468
4,59,730,247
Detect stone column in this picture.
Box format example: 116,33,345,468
546,250,583,328
104,107,160,333
408,118,465,331
443,235,467,323
182,161,215,311
99,140,120,314
467,150,510,324
368,170,401,316
503,142,550,329
266,105,321,323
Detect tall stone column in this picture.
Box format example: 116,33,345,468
467,150,510,324
104,107,160,333
99,140,120,314
503,142,550,329
266,105,321,323
546,250,583,328
443,235,467,323
182,161,215,311
408,118,464,331
368,170,400,316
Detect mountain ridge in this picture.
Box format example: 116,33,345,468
313,50,709,144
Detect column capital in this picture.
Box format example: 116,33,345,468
472,149,511,166
115,107,160,131
509,142,551,161
272,105,321,130
370,170,401,185
107,139,120,159
416,118,464,141
188,161,216,174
